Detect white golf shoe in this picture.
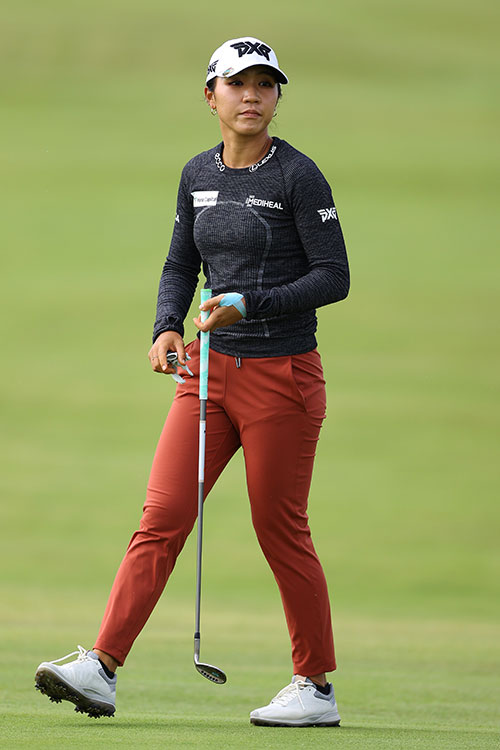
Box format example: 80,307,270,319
250,676,341,727
35,645,116,718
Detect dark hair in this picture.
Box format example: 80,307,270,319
206,74,283,101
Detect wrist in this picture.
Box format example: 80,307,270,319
219,292,247,319
154,328,182,342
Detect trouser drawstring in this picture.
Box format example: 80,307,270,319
235,357,241,368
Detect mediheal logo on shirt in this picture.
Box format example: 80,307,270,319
246,195,283,210
192,191,219,207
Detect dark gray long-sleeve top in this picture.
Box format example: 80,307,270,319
153,137,349,357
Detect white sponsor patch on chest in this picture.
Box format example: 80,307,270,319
192,191,219,207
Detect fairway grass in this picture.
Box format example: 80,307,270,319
1,590,499,749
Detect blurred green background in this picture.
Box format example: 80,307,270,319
1,0,499,747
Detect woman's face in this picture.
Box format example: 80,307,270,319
205,66,279,139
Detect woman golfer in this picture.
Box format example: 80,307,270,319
35,36,350,727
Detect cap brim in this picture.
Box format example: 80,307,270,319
207,63,288,85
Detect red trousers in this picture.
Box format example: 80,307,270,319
94,340,336,675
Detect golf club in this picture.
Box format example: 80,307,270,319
194,288,227,685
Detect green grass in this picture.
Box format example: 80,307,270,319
2,592,499,748
1,0,499,747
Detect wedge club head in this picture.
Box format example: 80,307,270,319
194,635,226,684
194,656,227,685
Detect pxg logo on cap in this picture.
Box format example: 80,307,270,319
205,37,288,85
230,41,272,60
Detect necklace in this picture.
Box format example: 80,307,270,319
214,152,225,171
249,143,276,172
214,138,276,173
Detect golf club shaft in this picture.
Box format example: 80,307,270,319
194,398,206,647
195,289,211,655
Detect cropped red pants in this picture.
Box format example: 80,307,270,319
94,339,336,676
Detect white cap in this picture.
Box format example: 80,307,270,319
206,37,288,85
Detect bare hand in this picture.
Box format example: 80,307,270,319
193,294,246,333
148,331,186,374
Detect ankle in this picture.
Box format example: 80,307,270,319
296,672,327,687
309,672,327,687
93,649,119,673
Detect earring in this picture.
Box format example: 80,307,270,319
210,107,217,116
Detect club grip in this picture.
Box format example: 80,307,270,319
199,288,212,400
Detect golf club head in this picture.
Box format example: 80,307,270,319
194,658,227,684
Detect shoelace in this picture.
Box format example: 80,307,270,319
49,644,90,665
271,680,310,710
